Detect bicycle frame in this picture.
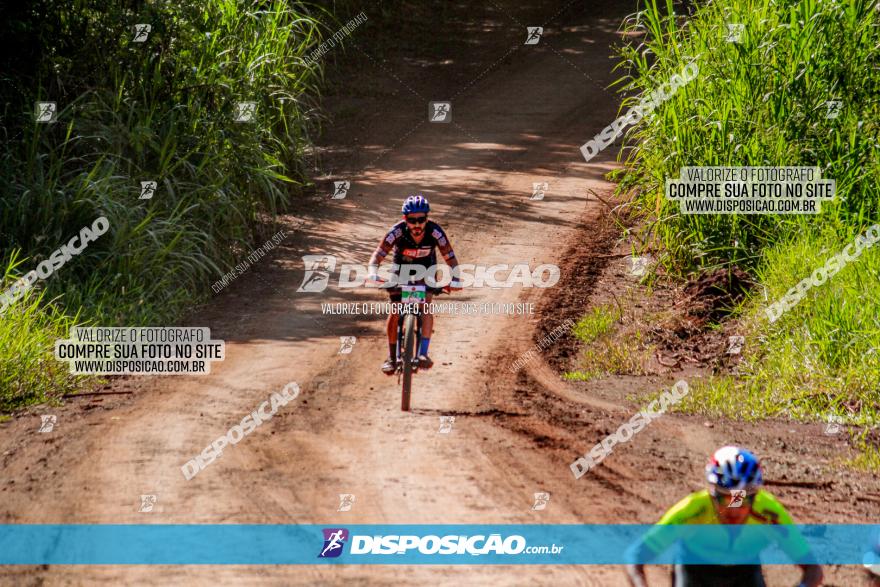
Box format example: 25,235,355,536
396,285,426,411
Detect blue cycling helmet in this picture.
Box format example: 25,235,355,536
402,194,430,215
706,446,763,493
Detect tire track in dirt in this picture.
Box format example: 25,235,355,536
3,1,874,586
0,1,636,584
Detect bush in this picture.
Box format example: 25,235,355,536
613,0,879,271
611,0,880,461
0,0,326,408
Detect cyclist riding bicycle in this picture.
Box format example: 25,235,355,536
368,194,461,374
625,446,823,587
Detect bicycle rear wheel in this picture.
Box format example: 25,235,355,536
401,312,417,411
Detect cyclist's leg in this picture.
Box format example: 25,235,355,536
673,564,701,587
386,313,398,347
745,566,766,587
382,290,401,373
673,565,765,587
422,292,434,339
417,292,435,368
673,565,718,587
387,289,401,348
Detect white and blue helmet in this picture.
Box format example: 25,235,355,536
706,446,763,493
402,194,430,215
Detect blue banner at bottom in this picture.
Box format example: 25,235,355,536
0,525,878,565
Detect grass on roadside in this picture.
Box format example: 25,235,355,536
0,0,329,411
604,0,880,464
675,230,880,427
658,230,880,465
565,301,652,382
0,257,88,412
572,303,623,344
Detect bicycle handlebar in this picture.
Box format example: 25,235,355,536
365,277,459,294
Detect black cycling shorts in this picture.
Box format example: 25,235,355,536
672,564,766,587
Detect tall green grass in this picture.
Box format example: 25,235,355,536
0,0,329,409
611,0,880,460
0,256,85,412
613,0,879,270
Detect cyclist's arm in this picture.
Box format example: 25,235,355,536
625,492,707,586
625,532,670,587
368,231,397,277
438,242,458,269
753,493,823,587
625,564,648,587
433,226,460,283
797,563,823,587
783,526,823,587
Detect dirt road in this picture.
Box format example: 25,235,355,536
1,1,876,585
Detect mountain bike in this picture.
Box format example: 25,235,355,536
395,285,420,410
396,284,448,411
368,277,453,411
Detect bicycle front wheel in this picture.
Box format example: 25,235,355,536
401,312,417,411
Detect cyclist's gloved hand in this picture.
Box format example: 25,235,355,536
367,266,383,287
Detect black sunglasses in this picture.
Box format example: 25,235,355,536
406,216,427,225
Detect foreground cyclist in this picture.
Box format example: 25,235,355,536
625,446,823,587
368,194,460,374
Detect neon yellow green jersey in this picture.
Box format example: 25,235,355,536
658,489,791,525
642,489,811,563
